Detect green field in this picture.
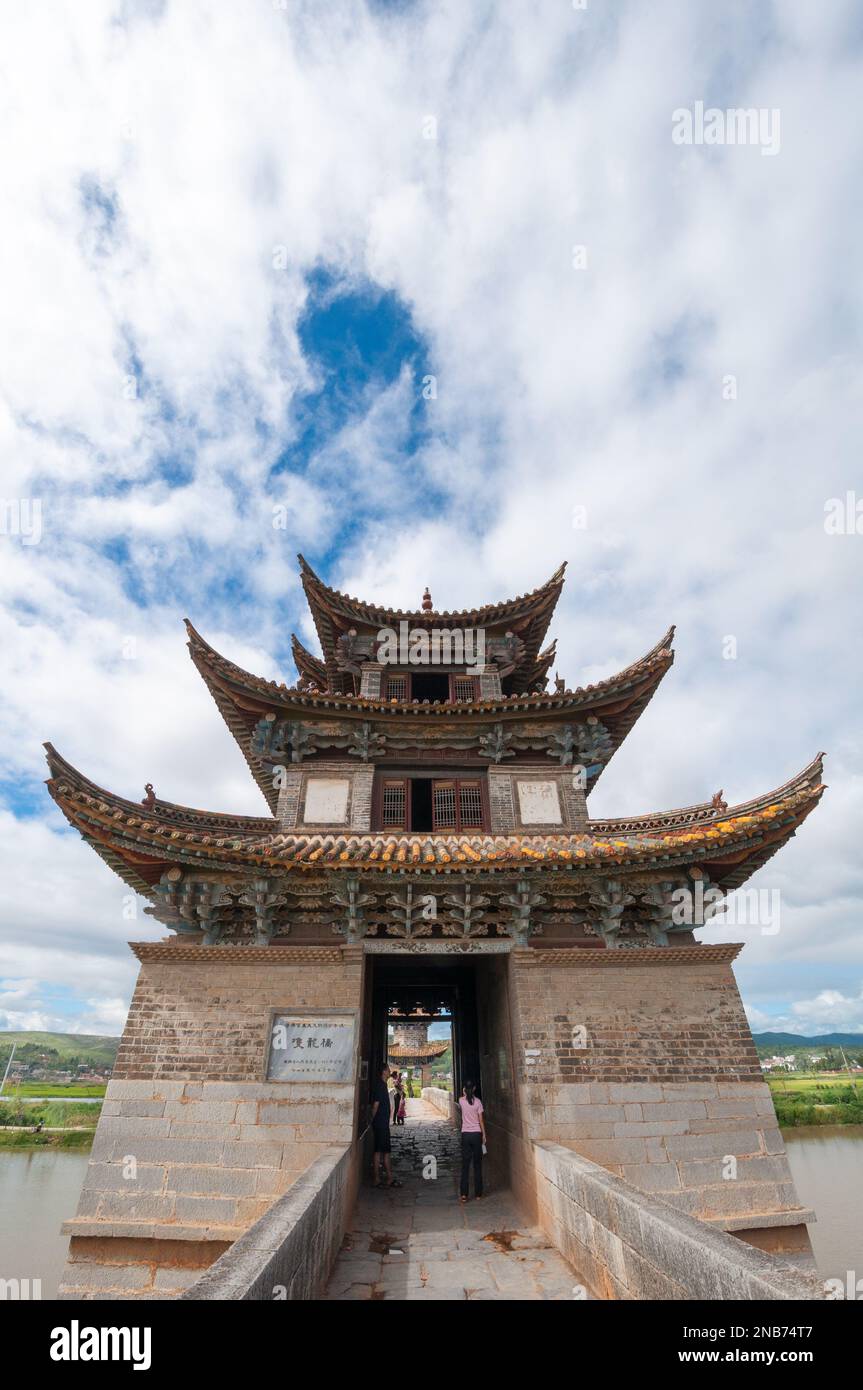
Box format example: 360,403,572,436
767,1073,863,1126
3,1083,107,1098
767,1072,863,1090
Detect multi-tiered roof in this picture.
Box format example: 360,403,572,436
46,558,824,949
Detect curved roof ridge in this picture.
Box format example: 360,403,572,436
297,553,567,622
44,744,277,830
589,754,825,833
290,632,327,689
597,624,676,686
724,753,825,817
184,624,673,711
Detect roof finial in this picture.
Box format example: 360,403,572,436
422,586,433,612
141,783,156,809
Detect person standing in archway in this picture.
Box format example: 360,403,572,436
370,1065,401,1188
458,1080,486,1202
390,1069,403,1124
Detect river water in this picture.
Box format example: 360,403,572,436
0,1149,90,1299
783,1125,863,1285
0,1128,861,1298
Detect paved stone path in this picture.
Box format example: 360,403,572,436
322,1100,583,1301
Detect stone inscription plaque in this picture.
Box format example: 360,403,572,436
304,777,350,824
517,779,562,825
266,1013,356,1082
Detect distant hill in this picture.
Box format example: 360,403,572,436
0,1031,120,1068
752,1032,863,1049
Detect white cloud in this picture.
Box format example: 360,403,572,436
745,986,863,1037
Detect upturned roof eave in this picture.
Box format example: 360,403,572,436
44,745,824,897
298,552,568,629
43,742,279,831
184,619,675,721
589,752,826,835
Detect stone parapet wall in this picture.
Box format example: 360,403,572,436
422,1086,457,1122
531,1141,825,1301
58,1077,358,1298
182,1143,355,1301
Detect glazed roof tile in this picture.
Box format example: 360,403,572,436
386,1042,450,1060
44,745,824,894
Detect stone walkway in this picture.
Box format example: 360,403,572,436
322,1099,582,1300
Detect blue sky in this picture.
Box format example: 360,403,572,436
1,0,862,1038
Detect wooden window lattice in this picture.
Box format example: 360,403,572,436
458,781,483,828
382,780,407,827
432,781,457,829
385,674,476,703
453,677,476,702
377,777,485,831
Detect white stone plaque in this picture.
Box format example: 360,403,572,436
517,779,562,825
267,1013,356,1082
303,777,349,824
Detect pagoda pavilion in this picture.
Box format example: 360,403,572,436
387,1016,451,1089
46,557,825,1297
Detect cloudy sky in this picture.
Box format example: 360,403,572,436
1,0,861,1038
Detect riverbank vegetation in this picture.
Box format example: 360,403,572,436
0,1098,100,1149
5,1083,106,1098
769,1074,863,1126
0,1128,94,1149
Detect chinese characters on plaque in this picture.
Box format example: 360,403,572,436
266,1013,356,1082
516,779,562,825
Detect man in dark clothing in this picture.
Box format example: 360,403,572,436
370,1065,400,1187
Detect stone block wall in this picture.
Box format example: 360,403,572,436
182,1143,355,1301
59,944,365,1298
499,946,814,1253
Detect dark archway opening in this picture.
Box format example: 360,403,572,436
366,956,482,1114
